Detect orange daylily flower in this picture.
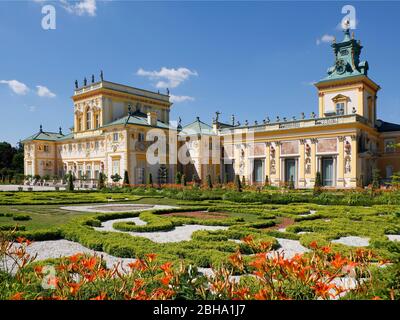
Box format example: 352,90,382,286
10,292,24,300
145,253,157,262
67,282,82,296
309,241,319,249
91,293,107,300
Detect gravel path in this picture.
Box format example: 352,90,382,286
387,235,400,242
94,216,228,243
2,240,136,275
60,204,176,213
331,236,370,247
267,238,310,259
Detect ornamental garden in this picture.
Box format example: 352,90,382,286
1,180,399,300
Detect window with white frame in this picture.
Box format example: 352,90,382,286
94,141,99,150
136,167,145,184
113,132,119,142
112,159,120,175
336,103,345,115
86,111,92,130
85,165,91,179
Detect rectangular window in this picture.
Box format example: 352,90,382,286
68,144,72,152
86,112,92,130
95,114,100,128
94,141,99,150
86,142,90,150
112,160,120,175
78,165,83,179
384,139,396,153
78,143,82,152
43,145,50,153
336,103,345,115
113,133,119,142
86,165,91,179
138,132,145,142
136,167,145,184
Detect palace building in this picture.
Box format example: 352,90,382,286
23,28,400,188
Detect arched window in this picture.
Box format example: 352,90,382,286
86,110,92,130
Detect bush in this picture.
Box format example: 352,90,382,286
12,214,31,221
175,172,182,185
123,170,130,185
234,175,242,192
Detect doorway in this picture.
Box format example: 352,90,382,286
253,159,264,184
284,158,296,186
321,157,334,186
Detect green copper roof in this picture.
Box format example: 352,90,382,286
319,29,369,82
22,131,65,143
101,114,171,129
179,117,215,136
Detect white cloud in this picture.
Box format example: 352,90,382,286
29,106,37,112
60,0,97,16
169,94,195,103
36,85,56,98
137,67,198,89
0,80,29,95
316,34,335,45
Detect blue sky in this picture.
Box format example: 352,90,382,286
1,1,400,145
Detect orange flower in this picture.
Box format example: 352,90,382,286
372,296,382,300
34,265,43,274
69,253,82,264
67,282,82,296
10,292,24,300
128,259,147,272
82,256,97,270
331,253,348,269
309,241,319,249
91,293,107,300
312,282,335,299
145,253,157,262
160,262,173,273
16,237,26,244
321,246,331,254
160,275,172,286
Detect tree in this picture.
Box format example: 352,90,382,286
313,172,322,195
372,168,380,190
111,173,122,183
391,171,400,189
206,174,213,189
175,171,182,185
147,172,153,187
123,170,130,186
66,171,74,191
241,175,246,187
192,173,200,188
264,175,269,187
235,174,242,192
98,172,106,189
181,174,187,187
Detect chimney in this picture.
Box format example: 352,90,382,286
147,111,157,126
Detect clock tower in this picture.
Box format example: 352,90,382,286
315,24,380,126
